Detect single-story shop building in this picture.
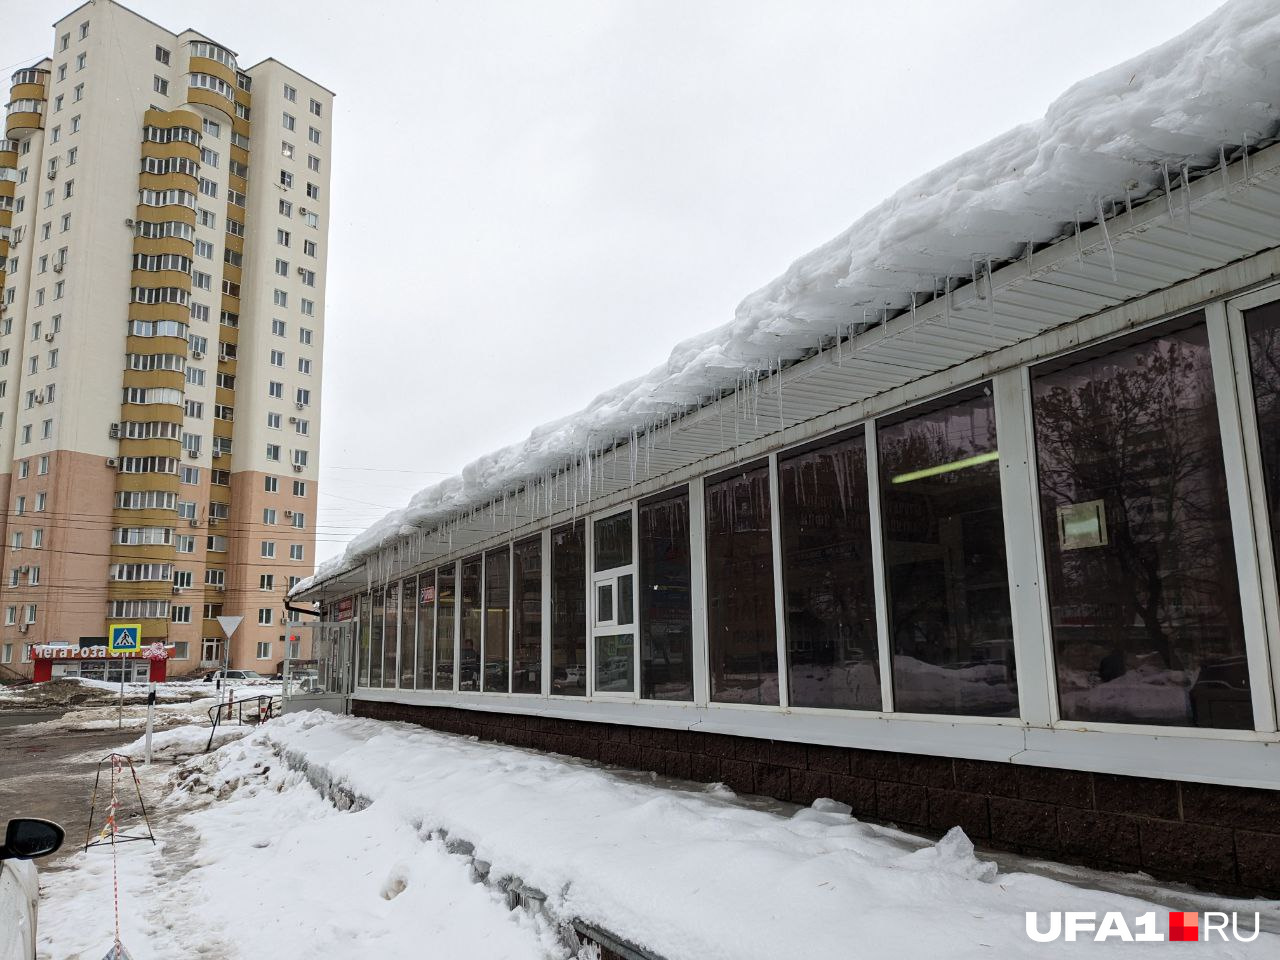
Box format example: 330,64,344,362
294,1,1280,896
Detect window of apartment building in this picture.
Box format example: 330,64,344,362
176,535,194,554
153,76,168,96
192,271,211,291
264,508,277,525
299,269,315,287
79,21,89,39
264,476,279,494
76,53,86,71
60,33,69,51
20,425,31,444
303,239,317,258
282,112,295,131
274,258,288,277
281,141,294,159
290,544,304,561
258,608,273,626
37,456,48,476
307,155,320,172
73,83,83,102
60,213,71,231
283,84,297,102
172,606,192,624
31,530,43,548
298,358,311,375
261,541,276,559
198,178,217,198
269,381,283,399
226,217,243,237
156,45,170,65
63,179,74,199
200,147,219,167
277,229,290,247
294,419,309,436
267,412,281,430
185,367,205,387
291,512,305,529
256,641,272,659
296,388,310,407
271,319,286,337
279,170,293,189
57,65,67,83
292,480,306,497
202,118,219,137
41,419,52,440
300,299,314,317
300,326,314,346
35,493,46,511
308,126,321,145
279,199,292,217
17,461,28,479
292,450,308,468
70,115,80,133
66,147,77,166
177,501,197,520
309,98,322,117
305,183,318,201
184,399,204,419
205,570,225,588
266,444,280,462
194,239,213,259
270,349,284,367
273,289,287,307
260,574,275,591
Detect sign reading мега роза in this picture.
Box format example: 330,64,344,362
108,624,142,655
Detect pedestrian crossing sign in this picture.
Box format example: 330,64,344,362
109,624,142,654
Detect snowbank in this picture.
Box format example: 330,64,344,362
297,0,1280,594
259,712,1279,959
37,732,563,960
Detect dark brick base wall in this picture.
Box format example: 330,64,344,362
354,700,1280,898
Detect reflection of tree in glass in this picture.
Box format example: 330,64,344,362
1034,330,1241,679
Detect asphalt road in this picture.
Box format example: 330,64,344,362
0,724,158,864
0,710,65,729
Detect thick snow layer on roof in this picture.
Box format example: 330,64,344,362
298,0,1280,595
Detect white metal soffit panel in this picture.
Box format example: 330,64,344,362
307,143,1280,600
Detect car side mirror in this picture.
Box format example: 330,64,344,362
0,818,65,861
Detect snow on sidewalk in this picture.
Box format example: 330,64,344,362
262,711,1280,960
36,731,566,960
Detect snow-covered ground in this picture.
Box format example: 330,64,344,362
35,711,1280,959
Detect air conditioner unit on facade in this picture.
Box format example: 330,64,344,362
292,464,303,473
52,263,63,274
279,616,288,625
33,395,44,404
124,218,135,228
186,449,198,459
18,624,28,634
172,586,183,594
106,457,118,468
192,350,203,360
209,517,219,527
287,416,297,424
294,402,304,411
46,169,56,180
189,518,199,527
18,566,29,574
214,584,224,592
283,510,293,518
43,332,54,342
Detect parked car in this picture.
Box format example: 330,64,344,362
202,669,266,683
1,818,65,960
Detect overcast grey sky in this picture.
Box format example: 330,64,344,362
6,0,1225,563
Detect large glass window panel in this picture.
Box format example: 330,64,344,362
435,565,456,690
357,593,370,687
594,512,632,570
551,520,587,695
368,587,384,687
705,460,778,705
779,430,881,710
1247,300,1280,592
399,576,417,689
459,556,482,691
1035,316,1250,728
483,547,510,692
594,633,634,693
878,386,1016,717
383,580,400,688
512,536,542,694
638,489,693,701
415,573,434,690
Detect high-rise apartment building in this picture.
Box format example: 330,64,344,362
0,1,332,677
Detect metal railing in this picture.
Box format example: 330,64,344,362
205,693,282,752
